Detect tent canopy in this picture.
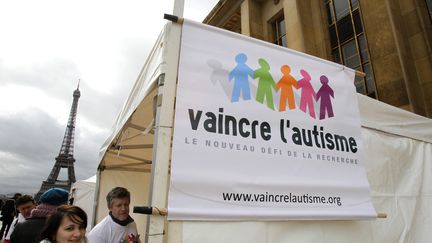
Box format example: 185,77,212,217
93,24,171,235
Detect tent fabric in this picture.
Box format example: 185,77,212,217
95,23,432,242
98,24,169,162
358,94,432,143
70,175,96,232
175,126,432,243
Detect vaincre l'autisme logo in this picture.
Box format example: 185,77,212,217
228,53,335,120
185,52,359,154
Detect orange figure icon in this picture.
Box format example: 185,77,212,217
276,65,298,111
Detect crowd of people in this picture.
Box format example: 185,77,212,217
0,187,140,243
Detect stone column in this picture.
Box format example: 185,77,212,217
241,0,264,40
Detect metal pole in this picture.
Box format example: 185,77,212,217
146,1,184,242
173,0,184,17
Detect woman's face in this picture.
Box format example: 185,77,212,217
55,216,86,243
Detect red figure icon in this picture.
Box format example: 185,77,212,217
276,65,298,111
316,75,334,120
297,69,316,118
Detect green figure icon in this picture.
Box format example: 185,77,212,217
254,58,276,110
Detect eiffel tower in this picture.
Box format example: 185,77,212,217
35,83,81,201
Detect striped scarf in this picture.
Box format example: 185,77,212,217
30,203,57,218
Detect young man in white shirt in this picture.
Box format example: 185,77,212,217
88,187,141,243
3,195,36,243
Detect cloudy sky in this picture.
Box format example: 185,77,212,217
0,0,219,195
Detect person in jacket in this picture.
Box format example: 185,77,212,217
3,195,37,243
10,188,69,243
88,187,141,243
0,199,16,239
39,205,88,243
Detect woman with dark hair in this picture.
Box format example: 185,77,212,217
10,188,69,243
39,205,88,243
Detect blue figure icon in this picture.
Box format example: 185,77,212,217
229,53,254,102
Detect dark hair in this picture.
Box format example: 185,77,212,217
15,195,35,207
40,205,87,241
106,187,130,208
1,199,16,217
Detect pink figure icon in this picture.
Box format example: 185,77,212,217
316,75,334,120
297,69,316,118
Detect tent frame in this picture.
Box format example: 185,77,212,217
145,1,184,243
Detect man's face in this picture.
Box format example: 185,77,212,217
17,201,36,218
109,197,130,221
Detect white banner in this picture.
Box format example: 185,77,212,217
168,20,376,220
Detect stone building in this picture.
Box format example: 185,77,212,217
203,0,432,118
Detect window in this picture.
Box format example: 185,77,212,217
342,40,360,68
324,0,377,98
272,15,287,47
426,0,432,20
334,0,350,20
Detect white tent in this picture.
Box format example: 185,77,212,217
70,175,96,232
94,22,432,243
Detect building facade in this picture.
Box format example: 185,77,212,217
204,0,432,118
